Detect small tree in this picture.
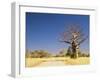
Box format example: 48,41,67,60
66,46,71,56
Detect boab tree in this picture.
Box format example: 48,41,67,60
60,24,88,58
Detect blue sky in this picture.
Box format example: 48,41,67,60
26,12,89,54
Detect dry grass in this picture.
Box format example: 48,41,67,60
64,57,90,65
25,57,90,67
25,58,44,67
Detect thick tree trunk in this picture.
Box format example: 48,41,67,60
70,41,79,59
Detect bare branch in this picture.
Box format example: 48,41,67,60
78,36,88,45
60,24,88,45
59,40,71,44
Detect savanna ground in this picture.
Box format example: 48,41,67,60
25,57,90,67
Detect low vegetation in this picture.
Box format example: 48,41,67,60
25,49,90,67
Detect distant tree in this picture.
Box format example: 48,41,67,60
86,53,90,57
58,51,65,57
80,53,90,57
25,49,32,58
66,46,71,56
78,50,82,57
30,50,51,58
31,51,39,58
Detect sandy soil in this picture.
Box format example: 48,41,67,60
25,57,90,67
